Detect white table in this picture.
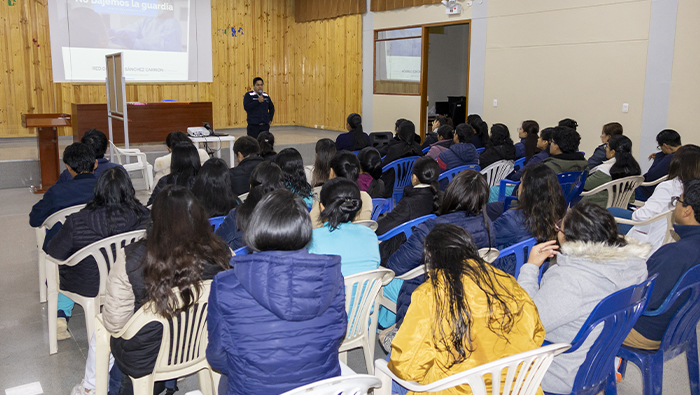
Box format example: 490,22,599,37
188,135,236,165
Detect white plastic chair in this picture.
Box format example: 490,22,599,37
480,160,515,188
374,343,571,395
109,141,154,191
633,175,669,207
95,280,218,395
478,247,500,264
46,229,146,354
339,268,395,374
579,175,645,209
280,374,382,395
614,209,677,245
238,192,249,202
353,219,378,232
35,204,85,303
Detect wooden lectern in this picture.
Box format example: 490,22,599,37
22,113,71,194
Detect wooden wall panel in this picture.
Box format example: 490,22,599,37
0,0,361,138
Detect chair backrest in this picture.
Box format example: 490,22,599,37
41,204,86,230
614,209,676,245
568,276,656,394
422,146,431,154
353,220,378,232
478,247,500,264
513,157,526,172
208,216,226,231
352,150,360,155
233,246,249,255
480,160,515,188
371,198,393,221
649,265,700,351
476,147,485,154
437,164,481,185
597,175,645,209
558,171,587,205
343,268,395,345
496,237,537,279
382,156,421,202
640,174,668,188
281,374,382,395
119,280,212,380
497,179,520,203
377,214,436,242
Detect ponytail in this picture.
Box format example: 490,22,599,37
347,113,368,150
609,135,641,180
319,178,362,230
413,157,441,212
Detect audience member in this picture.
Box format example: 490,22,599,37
153,131,209,184
308,178,380,276
191,158,238,218
148,143,201,206
558,118,578,130
207,189,347,395
379,118,420,157
425,124,454,159
381,120,423,198
335,113,369,151
623,178,700,350
47,167,149,341
492,163,566,275
636,129,683,201
216,161,285,250
581,135,641,208
229,136,264,196
56,129,123,183
307,138,337,187
257,131,277,162
275,147,314,207
388,224,544,395
514,120,539,160
519,202,648,394
466,114,489,149
421,115,448,150
437,123,478,171
479,123,517,169
357,147,385,198
541,126,588,173
102,185,230,394
588,122,623,169
508,127,553,181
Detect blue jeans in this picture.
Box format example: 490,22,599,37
607,207,633,234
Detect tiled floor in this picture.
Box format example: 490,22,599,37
0,182,695,394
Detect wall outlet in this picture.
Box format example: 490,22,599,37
622,103,629,113
493,99,498,108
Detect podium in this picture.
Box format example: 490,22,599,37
22,113,72,194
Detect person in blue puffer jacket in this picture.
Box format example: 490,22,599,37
437,123,479,171
207,189,347,395
386,170,495,329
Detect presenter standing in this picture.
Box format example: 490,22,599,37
244,77,275,139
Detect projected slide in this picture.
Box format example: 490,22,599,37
48,0,210,82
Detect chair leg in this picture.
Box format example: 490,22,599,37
605,370,618,395
363,340,375,375
687,339,700,395
131,375,155,395
95,323,111,395
38,252,46,303
83,299,96,345
47,262,59,355
339,351,347,365
642,354,664,395
198,368,215,395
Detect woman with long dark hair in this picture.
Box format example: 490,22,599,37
307,138,337,187
275,147,314,207
519,202,648,393
388,224,544,394
257,131,277,162
335,113,370,151
588,122,623,168
467,114,489,149
215,161,285,250
381,120,424,198
207,189,347,395
479,123,517,169
191,158,239,217
148,142,201,205
514,120,539,160
437,123,479,171
508,127,555,181
582,135,641,208
357,146,385,198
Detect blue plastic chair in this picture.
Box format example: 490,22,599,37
371,198,393,221
161,99,176,102
208,216,225,231
437,164,480,184
617,265,700,395
421,146,430,154
513,157,526,172
496,237,537,279
377,214,436,242
558,171,588,206
476,147,485,154
544,275,657,395
233,246,249,255
352,150,360,155
497,178,521,213
381,156,420,204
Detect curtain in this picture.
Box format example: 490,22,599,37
371,0,442,12
295,0,366,23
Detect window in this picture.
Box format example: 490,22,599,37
374,27,422,95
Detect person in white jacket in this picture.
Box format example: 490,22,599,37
153,131,210,184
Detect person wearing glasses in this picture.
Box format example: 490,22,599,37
517,202,649,394
636,129,682,201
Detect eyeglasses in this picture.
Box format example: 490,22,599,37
554,219,563,233
671,196,686,207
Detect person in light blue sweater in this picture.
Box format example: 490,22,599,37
308,177,380,277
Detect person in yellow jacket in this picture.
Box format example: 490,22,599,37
387,223,545,395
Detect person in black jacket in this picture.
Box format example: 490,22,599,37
380,120,424,198
244,77,275,139
467,114,489,149
47,167,149,341
335,113,370,151
357,147,385,198
148,143,201,206
257,131,277,162
379,118,421,157
479,123,517,169
229,136,264,197
191,158,239,218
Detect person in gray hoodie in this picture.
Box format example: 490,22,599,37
518,202,650,394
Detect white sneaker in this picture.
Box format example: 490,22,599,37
57,317,71,340
70,381,94,395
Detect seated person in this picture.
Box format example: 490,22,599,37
420,115,448,150
229,136,264,196
493,163,566,275
508,127,553,181
378,118,420,157
29,143,98,248
388,224,544,395
479,123,517,169
308,178,380,276
466,114,489,149
636,129,682,201
335,113,369,151
153,131,209,184
307,138,337,187
541,126,588,173
216,162,284,250
207,189,347,395
56,129,123,183
425,124,454,159
46,167,149,341
148,143,201,206
437,123,478,171
581,135,641,208
357,147,385,198
275,147,314,207
519,202,648,394
558,117,579,130
514,120,539,160
381,120,424,198
257,131,277,162
623,178,700,350
587,122,623,169
191,158,239,218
